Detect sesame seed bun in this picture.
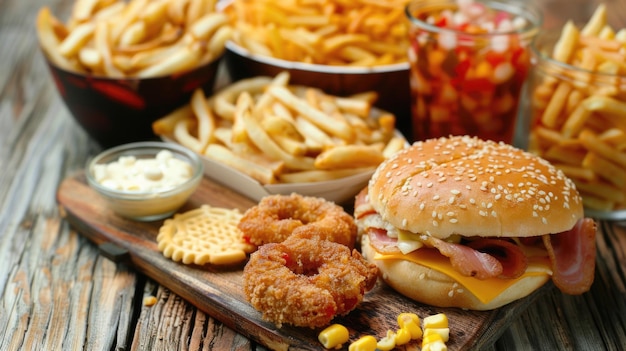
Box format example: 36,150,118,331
368,136,584,240
360,235,551,310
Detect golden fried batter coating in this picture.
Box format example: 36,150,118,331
237,193,357,248
243,236,378,328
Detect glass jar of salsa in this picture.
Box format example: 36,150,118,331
405,0,541,143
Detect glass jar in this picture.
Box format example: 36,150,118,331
525,30,626,219
405,0,541,143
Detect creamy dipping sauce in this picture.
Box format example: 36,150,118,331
93,150,193,192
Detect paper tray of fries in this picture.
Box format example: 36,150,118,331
164,135,377,203
154,72,408,204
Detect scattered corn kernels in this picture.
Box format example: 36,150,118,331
318,324,350,349
376,330,397,351
349,335,377,351
423,313,449,329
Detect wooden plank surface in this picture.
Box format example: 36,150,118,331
57,171,552,351
2,0,626,350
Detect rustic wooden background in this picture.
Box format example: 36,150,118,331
1,0,625,350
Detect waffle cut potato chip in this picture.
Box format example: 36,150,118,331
157,205,255,265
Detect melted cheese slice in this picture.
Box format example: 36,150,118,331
374,249,553,304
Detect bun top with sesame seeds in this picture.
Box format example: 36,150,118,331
368,136,584,239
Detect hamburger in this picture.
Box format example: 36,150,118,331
355,136,596,310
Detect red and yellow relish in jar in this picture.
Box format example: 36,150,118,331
405,0,541,143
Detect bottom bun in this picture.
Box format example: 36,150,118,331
360,235,550,310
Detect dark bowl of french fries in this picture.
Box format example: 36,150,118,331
524,4,626,219
221,0,413,138
44,57,222,148
152,72,408,204
36,0,231,148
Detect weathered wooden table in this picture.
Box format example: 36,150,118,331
1,0,625,350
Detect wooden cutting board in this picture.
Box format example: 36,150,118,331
56,172,549,351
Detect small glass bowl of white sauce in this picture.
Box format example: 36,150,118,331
86,141,203,221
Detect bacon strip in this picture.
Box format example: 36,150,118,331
542,218,596,295
368,228,402,254
466,239,528,279
354,187,375,219
422,236,503,279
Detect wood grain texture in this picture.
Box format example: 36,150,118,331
58,172,555,351
1,0,625,350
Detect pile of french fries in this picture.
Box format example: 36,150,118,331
223,0,410,66
528,4,626,211
36,0,231,78
152,72,407,184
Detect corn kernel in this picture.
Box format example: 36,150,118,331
424,328,450,342
143,296,157,306
395,328,411,346
318,324,349,349
422,332,444,347
397,312,420,327
423,313,449,329
399,318,422,339
348,335,377,351
423,340,448,351
376,330,396,351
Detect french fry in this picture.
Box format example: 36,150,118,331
204,144,277,184
190,12,228,40
93,2,125,21
261,115,302,141
278,168,374,183
59,22,95,57
174,118,204,153
575,180,625,204
78,47,102,69
136,45,200,78
152,104,193,135
271,134,308,156
579,130,626,168
190,88,215,152
212,77,273,120
581,4,607,37
71,0,99,23
118,21,146,47
582,152,626,189
231,91,253,143
242,101,316,171
383,136,408,158
540,82,571,128
268,85,353,140
552,163,596,182
36,7,79,72
553,21,579,64
314,144,386,170
294,116,335,149
94,20,124,77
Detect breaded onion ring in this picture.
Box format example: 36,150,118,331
243,236,378,328
237,193,357,248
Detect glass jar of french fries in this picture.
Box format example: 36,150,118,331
406,0,541,143
525,5,626,217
